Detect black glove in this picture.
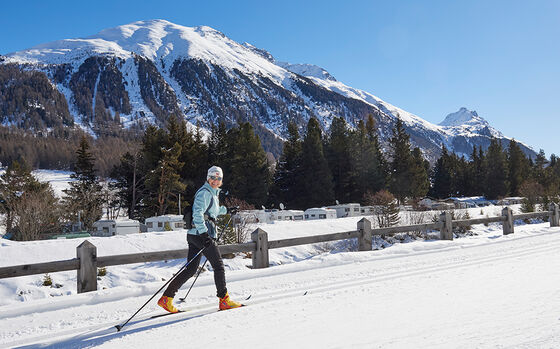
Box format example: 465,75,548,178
202,233,215,247
227,206,239,215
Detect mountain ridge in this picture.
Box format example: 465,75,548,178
1,19,535,161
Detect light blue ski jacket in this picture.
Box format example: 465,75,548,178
188,182,227,239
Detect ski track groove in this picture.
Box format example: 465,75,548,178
2,231,559,348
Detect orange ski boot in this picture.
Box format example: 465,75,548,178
157,296,179,313
219,292,242,310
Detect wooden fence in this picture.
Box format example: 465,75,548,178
1,204,558,293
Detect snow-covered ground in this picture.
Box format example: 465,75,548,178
0,169,73,199
1,207,559,348
30,170,74,198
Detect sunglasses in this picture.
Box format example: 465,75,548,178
209,175,222,181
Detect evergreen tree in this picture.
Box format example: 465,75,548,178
109,150,145,219
507,139,530,196
409,147,430,199
533,149,553,191
62,136,103,230
189,123,209,191
208,121,229,168
430,145,454,199
547,154,560,204
388,119,414,204
141,125,167,171
325,117,352,203
462,147,477,196
132,125,167,218
227,122,270,206
472,146,487,196
300,118,334,208
144,142,186,216
484,138,509,199
366,114,389,188
347,120,385,203
270,121,304,209
167,117,207,200
454,155,470,197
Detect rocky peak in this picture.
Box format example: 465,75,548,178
439,107,487,127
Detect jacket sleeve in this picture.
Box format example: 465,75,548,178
192,189,211,234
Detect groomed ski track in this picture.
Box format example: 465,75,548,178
1,225,559,348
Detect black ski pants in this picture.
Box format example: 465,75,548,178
163,232,227,299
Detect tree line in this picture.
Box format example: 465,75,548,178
270,115,429,209
0,126,141,176
2,114,560,241
430,138,560,209
107,114,560,215
0,137,104,241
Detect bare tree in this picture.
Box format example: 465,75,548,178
364,190,400,228
12,186,62,241
221,197,255,244
102,183,121,220
519,180,544,213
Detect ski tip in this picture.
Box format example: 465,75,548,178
245,295,252,300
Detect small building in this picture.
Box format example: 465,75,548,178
418,198,455,210
92,219,141,237
326,203,361,218
360,206,375,215
235,210,271,224
304,208,337,220
275,209,305,221
145,215,185,232
448,196,492,209
498,197,524,205
255,209,280,224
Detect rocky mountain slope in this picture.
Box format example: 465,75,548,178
0,19,535,160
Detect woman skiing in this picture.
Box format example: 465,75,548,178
157,166,242,312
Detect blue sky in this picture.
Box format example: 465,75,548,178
2,0,559,156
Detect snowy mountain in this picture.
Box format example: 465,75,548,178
0,19,535,160
440,107,502,137
440,107,485,127
277,62,337,81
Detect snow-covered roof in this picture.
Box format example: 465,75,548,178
448,196,488,202
145,214,184,222
304,207,336,213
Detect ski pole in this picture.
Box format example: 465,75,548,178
115,214,234,331
178,258,208,302
115,246,207,332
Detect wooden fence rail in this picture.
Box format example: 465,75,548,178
1,204,558,293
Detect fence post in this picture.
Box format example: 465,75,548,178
77,240,97,293
550,203,560,227
357,218,373,251
251,228,269,269
502,207,514,235
439,211,453,240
